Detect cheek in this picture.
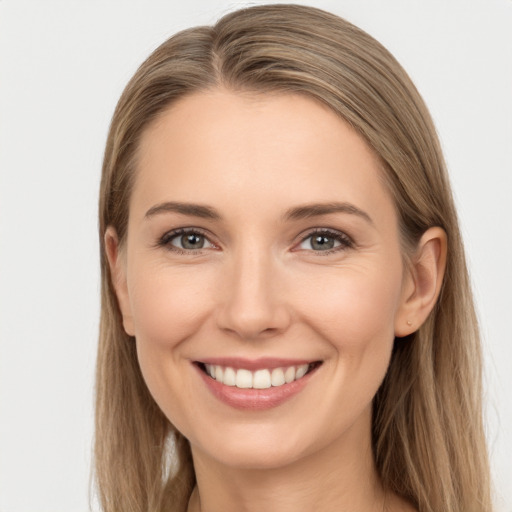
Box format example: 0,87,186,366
127,261,214,348
294,262,403,350
288,264,403,436
126,262,216,432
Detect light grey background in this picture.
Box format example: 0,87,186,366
0,1,511,510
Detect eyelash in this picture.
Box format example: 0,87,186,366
297,228,354,255
157,227,216,255
157,227,354,255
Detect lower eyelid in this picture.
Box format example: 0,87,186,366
173,237,213,250
297,231,353,250
158,228,215,250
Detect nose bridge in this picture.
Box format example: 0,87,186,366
217,239,290,339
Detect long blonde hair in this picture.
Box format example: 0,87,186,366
95,5,492,511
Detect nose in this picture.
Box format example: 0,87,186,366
215,246,292,341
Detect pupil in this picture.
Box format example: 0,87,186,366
182,234,204,249
312,235,334,250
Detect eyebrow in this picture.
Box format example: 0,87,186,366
144,200,373,225
145,201,222,220
283,202,373,225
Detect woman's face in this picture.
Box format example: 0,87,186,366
111,90,414,469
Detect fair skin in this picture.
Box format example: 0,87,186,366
106,90,446,512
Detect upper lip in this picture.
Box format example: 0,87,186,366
195,357,320,371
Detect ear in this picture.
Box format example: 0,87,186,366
394,227,447,337
104,227,135,336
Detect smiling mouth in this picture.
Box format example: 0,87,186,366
195,361,322,390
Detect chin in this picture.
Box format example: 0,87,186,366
202,442,306,471
187,421,313,471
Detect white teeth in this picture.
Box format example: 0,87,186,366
236,369,253,388
253,369,271,389
284,366,296,383
223,367,236,386
271,368,285,386
204,363,313,389
296,364,308,379
205,364,215,378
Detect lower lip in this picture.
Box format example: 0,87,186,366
195,364,318,411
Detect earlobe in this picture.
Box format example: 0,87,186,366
395,227,447,337
104,227,135,336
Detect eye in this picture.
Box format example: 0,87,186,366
159,228,215,252
297,229,352,253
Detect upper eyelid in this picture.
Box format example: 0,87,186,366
292,229,354,254
296,227,353,243
161,226,213,240
158,227,217,250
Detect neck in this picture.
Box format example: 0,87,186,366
187,409,389,512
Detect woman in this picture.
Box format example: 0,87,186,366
95,4,492,511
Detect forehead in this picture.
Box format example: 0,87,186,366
132,89,395,225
